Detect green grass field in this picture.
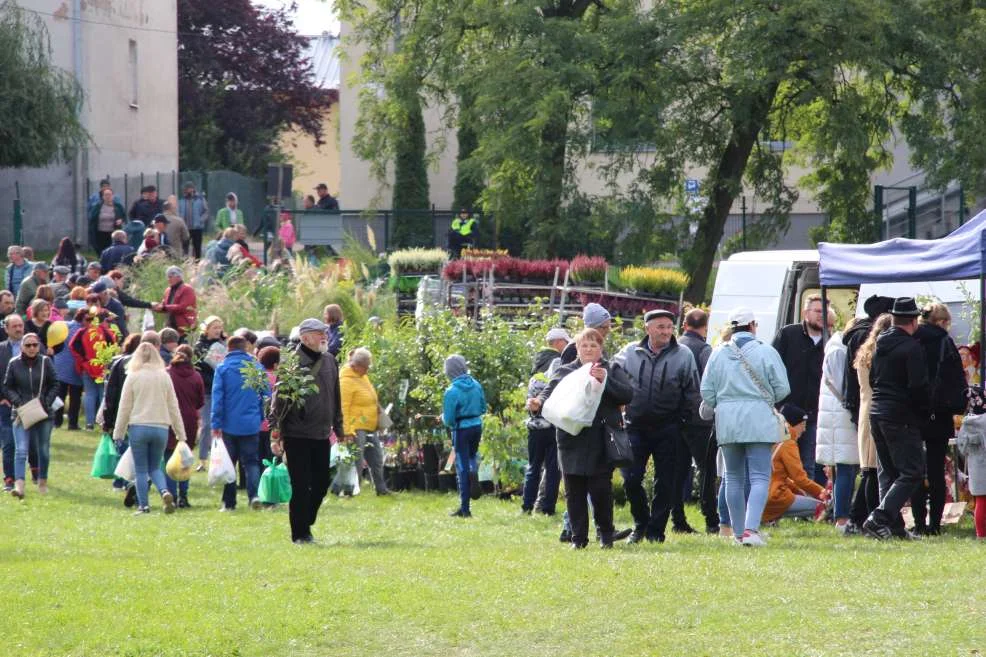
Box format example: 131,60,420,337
1,428,984,657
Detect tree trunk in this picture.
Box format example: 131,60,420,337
684,83,779,302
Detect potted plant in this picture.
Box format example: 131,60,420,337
619,266,690,298
570,255,608,286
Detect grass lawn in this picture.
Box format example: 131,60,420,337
1,428,984,657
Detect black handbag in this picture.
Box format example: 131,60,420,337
604,422,633,468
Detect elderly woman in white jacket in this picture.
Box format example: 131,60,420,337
816,322,860,534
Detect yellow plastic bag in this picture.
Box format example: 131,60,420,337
166,443,194,482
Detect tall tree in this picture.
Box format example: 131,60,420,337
0,0,87,168
178,0,334,176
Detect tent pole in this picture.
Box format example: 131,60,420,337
980,231,986,385
821,286,830,345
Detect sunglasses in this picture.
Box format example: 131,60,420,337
22,343,39,349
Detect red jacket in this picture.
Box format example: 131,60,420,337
69,320,118,381
160,282,197,337
167,361,205,450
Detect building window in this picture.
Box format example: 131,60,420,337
128,39,139,108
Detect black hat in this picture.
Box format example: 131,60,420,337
644,309,676,323
780,403,808,427
862,295,894,319
890,296,921,317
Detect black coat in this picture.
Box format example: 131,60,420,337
538,358,634,476
915,323,968,437
771,322,824,421
678,331,712,427
274,344,343,440
870,326,929,426
2,354,58,415
842,318,874,425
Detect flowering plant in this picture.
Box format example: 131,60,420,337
569,255,608,283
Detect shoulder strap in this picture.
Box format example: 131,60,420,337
726,342,775,405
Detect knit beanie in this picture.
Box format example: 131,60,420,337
444,354,468,379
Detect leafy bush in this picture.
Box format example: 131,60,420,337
569,255,608,284
619,266,690,297
387,247,448,275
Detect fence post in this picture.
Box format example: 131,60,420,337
124,173,129,207
959,186,966,226
873,185,884,240
741,195,747,251
907,186,917,239
13,182,23,245
384,211,390,252
431,204,436,248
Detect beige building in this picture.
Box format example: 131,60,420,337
0,0,178,250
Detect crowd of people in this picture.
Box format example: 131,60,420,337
3,226,986,545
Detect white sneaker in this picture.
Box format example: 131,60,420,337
741,530,766,547
250,497,262,510
219,504,234,512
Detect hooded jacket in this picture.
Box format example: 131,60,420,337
869,326,929,426
772,321,824,422
211,350,269,435
915,323,968,435
443,374,486,430
274,344,343,440
816,332,859,465
339,364,379,435
700,333,791,446
168,360,205,450
842,317,874,424
614,335,700,425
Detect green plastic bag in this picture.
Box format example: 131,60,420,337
90,433,120,480
258,458,292,504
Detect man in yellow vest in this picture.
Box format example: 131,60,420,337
448,208,477,258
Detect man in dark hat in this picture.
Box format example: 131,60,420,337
129,185,164,226
613,308,701,544
862,296,929,540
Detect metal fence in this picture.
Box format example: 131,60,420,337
279,208,463,253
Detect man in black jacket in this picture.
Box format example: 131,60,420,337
862,297,929,540
272,318,344,544
676,308,718,533
843,295,895,424
772,294,825,484
0,315,24,490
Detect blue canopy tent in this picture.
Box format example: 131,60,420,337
817,208,986,381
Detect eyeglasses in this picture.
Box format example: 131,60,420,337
22,343,39,349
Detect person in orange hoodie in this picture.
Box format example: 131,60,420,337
763,404,829,523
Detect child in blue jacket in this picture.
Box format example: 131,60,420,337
442,355,486,518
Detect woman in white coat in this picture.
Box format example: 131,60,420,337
816,320,860,534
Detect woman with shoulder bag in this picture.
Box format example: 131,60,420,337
911,303,968,535
2,332,59,499
531,328,634,549
700,308,791,547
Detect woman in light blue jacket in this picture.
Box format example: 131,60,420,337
701,308,790,546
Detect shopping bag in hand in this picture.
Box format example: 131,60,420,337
177,441,196,468
258,458,292,504
541,362,606,436
166,445,194,482
90,433,121,479
114,446,136,481
207,438,236,486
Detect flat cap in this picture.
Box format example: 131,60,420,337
298,318,328,334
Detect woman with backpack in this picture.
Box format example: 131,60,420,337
911,303,968,535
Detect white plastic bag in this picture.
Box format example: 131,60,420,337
541,362,606,436
177,441,196,468
207,437,236,487
331,462,361,496
142,309,156,331
114,446,136,481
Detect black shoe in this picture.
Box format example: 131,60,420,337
177,496,190,509
293,535,314,545
626,528,645,545
611,527,632,542
646,534,666,544
469,472,481,500
67,424,80,431
535,508,556,517
123,484,137,508
85,424,94,431
449,509,472,518
672,523,698,535
861,518,892,540
520,507,532,515
891,526,922,541
705,524,721,535
600,541,614,549
559,529,572,543
376,489,391,496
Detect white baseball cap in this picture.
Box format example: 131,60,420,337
728,307,756,326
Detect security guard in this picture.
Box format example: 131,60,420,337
448,208,477,258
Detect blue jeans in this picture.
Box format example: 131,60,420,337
717,467,750,528
163,447,189,499
521,426,559,514
833,463,859,521
198,394,212,459
0,404,13,481
721,442,773,535
222,432,260,508
128,424,169,509
621,423,679,539
453,425,481,513
82,373,103,428
798,421,826,486
783,494,819,518
13,420,52,480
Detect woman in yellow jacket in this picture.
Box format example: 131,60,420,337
339,347,391,495
763,404,829,523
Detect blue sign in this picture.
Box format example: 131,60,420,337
685,179,700,195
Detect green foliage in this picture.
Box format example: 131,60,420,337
392,90,432,247
387,248,448,275
269,348,319,428
619,266,689,297
0,0,88,167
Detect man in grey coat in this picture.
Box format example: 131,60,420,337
614,309,701,544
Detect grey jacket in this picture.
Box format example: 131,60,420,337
614,336,700,426
678,331,713,426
